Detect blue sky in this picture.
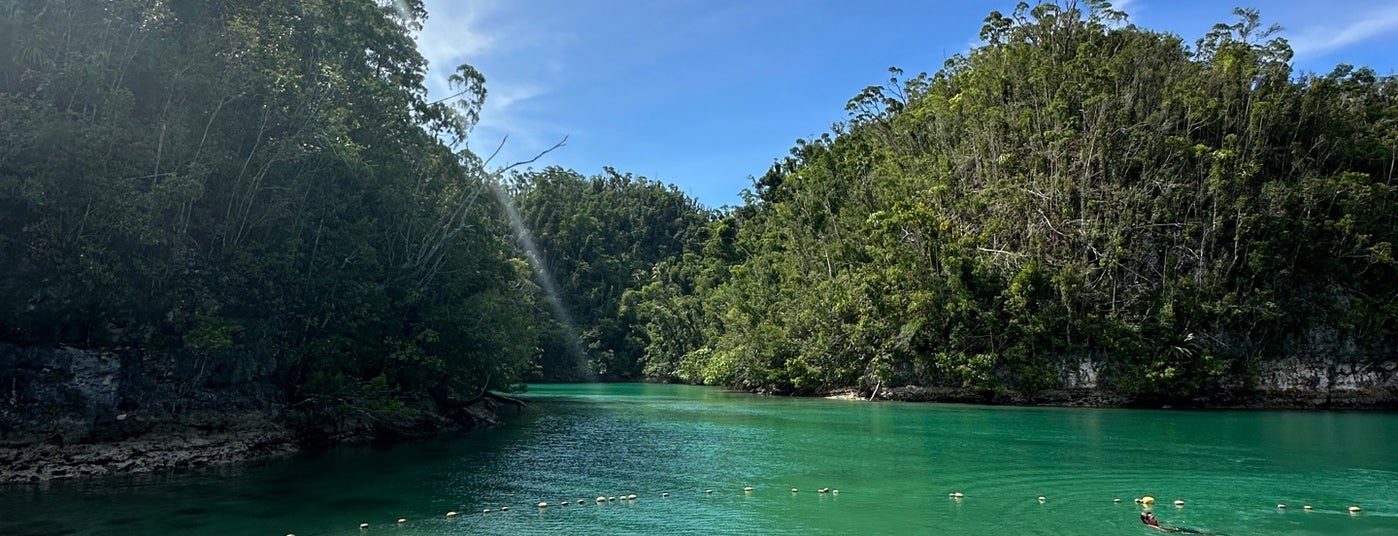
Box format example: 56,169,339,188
415,0,1398,209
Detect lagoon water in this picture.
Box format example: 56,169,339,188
2,383,1396,535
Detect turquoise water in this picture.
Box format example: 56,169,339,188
2,383,1396,535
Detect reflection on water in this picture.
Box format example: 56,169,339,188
2,383,1395,535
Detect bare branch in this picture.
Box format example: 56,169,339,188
483,135,508,168
977,247,1025,257
500,136,568,172
428,86,479,106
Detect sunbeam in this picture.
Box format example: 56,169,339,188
487,180,596,381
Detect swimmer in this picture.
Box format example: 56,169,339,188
1141,511,1210,534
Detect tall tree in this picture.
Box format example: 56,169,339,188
508,167,713,380
628,2,1396,400
1,0,542,430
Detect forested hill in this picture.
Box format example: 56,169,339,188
2,0,1395,436
1,0,544,430
507,167,712,381
0,0,718,436
617,4,1396,400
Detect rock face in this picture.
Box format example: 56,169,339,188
0,344,295,483
4,339,1393,483
868,349,1396,409
865,357,1398,408
1253,358,1398,408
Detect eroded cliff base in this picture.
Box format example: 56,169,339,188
0,416,297,483
825,384,1397,410
0,344,514,484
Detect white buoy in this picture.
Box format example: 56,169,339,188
1277,504,1286,509
359,523,369,529
538,502,549,508
819,488,829,493
1039,496,1047,502
577,499,585,505
832,489,839,494
706,489,713,494
608,496,616,501
501,506,509,512
952,492,964,498
597,496,606,502
662,492,670,497
560,501,569,507
1349,506,1362,513
1114,498,1123,503
791,488,799,493
1174,500,1185,507
482,509,491,514
446,511,458,517
744,486,753,492
397,518,406,524
1303,505,1312,510
1142,496,1156,506
628,494,637,500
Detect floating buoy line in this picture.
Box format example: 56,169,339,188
288,488,1371,533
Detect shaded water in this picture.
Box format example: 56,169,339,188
2,383,1396,535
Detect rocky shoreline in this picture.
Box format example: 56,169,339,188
820,354,1398,409
4,343,1393,485
0,404,514,485
1,344,289,485
822,384,1398,409
0,344,523,485
0,423,298,483
822,386,1130,406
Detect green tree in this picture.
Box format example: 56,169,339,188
1,0,544,432
629,2,1396,403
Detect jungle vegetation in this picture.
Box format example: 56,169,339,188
621,2,1397,398
2,0,1393,423
1,0,540,425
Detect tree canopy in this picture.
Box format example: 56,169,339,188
3,1,1393,415
507,166,713,380
1,0,539,429
625,2,1397,400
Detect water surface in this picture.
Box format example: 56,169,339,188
2,383,1396,535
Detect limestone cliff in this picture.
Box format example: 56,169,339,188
0,343,512,484
0,344,292,483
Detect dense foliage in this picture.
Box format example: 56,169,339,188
507,167,712,380
0,0,540,428
4,0,1394,413
628,3,1397,399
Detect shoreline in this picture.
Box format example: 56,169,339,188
6,380,1393,485
1,405,518,486
818,384,1398,410
0,425,299,484
0,401,513,486
1,344,529,485
0,409,506,485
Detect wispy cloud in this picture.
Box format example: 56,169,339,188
488,83,546,113
415,0,571,167
415,0,500,71
1111,0,1140,16
467,80,568,166
1288,5,1398,57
